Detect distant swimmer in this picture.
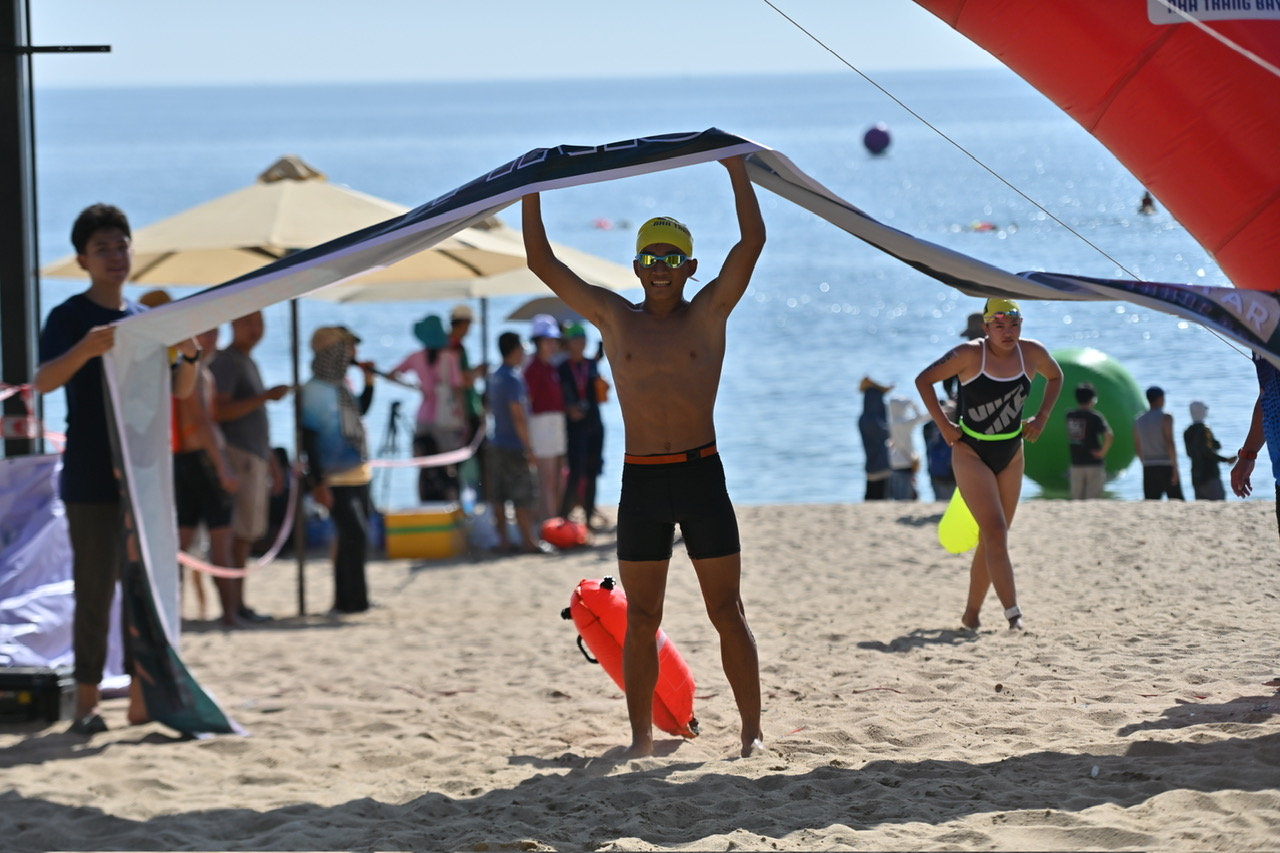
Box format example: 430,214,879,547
1139,191,1157,215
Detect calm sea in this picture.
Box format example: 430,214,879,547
32,70,1261,508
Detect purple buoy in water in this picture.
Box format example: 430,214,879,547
863,123,891,155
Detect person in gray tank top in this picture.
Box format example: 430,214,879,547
1133,386,1185,500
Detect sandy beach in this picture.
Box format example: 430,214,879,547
2,499,1278,852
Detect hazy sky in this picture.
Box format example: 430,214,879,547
29,1,997,87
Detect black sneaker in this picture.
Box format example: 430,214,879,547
237,605,274,622
69,713,108,735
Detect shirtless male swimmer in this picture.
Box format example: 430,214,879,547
523,155,766,758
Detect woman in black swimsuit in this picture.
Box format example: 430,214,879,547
915,299,1063,630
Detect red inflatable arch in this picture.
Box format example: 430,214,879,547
914,1,1280,291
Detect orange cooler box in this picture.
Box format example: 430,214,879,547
384,503,465,559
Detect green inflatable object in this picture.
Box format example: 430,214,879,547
1023,347,1146,493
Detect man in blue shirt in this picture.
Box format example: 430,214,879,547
487,331,538,552
1231,353,1280,537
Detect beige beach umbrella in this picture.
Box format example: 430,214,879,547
300,213,636,363
37,155,536,618
303,216,635,303
40,155,529,286
38,155,632,614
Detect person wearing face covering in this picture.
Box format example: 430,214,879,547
301,326,376,615
1183,400,1235,501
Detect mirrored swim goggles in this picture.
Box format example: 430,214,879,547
983,308,1022,323
635,252,692,269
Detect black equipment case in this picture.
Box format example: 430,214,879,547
0,666,76,724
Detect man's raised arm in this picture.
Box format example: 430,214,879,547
701,156,766,316
523,193,619,328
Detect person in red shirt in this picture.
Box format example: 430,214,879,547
523,314,566,521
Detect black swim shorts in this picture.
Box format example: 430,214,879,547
174,449,233,530
616,449,740,562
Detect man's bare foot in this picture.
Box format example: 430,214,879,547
622,738,655,758
126,705,152,726
961,609,981,631
741,737,766,758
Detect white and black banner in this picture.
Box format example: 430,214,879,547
102,128,1280,734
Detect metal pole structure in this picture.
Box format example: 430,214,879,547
290,299,307,617
0,0,39,457
0,1,108,457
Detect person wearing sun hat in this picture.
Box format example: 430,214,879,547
915,297,1063,632
301,325,376,615
858,377,894,500
391,314,466,502
522,154,766,759
524,313,567,522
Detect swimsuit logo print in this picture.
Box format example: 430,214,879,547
967,385,1027,434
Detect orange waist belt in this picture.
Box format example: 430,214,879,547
624,444,717,466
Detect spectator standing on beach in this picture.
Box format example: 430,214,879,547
888,396,930,500
858,377,893,500
174,326,243,626
922,396,957,501
301,327,376,616
210,311,290,621
1065,382,1112,500
392,314,466,502
1231,354,1280,536
523,155,766,758
448,304,487,502
558,323,605,527
487,331,539,553
524,314,567,522
35,203,202,735
1134,385,1184,501
915,298,1063,632
1184,401,1235,501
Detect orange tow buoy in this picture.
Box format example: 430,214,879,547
562,577,699,738
541,517,588,550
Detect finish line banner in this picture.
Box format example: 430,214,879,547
103,128,1280,735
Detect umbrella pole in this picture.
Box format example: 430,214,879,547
291,299,307,617
480,298,489,370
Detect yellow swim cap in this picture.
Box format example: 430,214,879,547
636,216,693,256
983,297,1022,322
